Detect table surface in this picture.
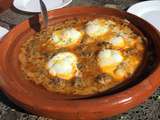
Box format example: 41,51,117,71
1,0,160,120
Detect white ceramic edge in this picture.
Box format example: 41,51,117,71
127,0,160,15
13,0,72,13
0,26,9,39
127,0,160,31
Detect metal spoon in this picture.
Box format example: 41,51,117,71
39,0,48,28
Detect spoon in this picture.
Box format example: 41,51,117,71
39,0,48,28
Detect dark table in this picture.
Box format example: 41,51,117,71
0,0,160,120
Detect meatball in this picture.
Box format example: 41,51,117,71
95,73,112,85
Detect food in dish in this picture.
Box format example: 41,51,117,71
97,49,124,80
46,52,79,80
51,28,83,48
19,17,145,95
86,19,109,37
109,36,125,48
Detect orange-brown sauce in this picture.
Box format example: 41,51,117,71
19,17,145,95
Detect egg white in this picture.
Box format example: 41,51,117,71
51,28,83,48
46,52,79,80
97,49,123,75
86,19,112,38
109,36,125,48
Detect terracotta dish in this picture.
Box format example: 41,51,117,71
0,0,12,13
0,7,160,120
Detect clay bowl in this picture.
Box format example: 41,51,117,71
0,0,13,13
0,7,160,120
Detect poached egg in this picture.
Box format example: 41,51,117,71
108,36,125,48
51,28,83,48
97,49,124,78
46,52,79,80
86,19,113,38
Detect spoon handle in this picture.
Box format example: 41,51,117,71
39,0,48,28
